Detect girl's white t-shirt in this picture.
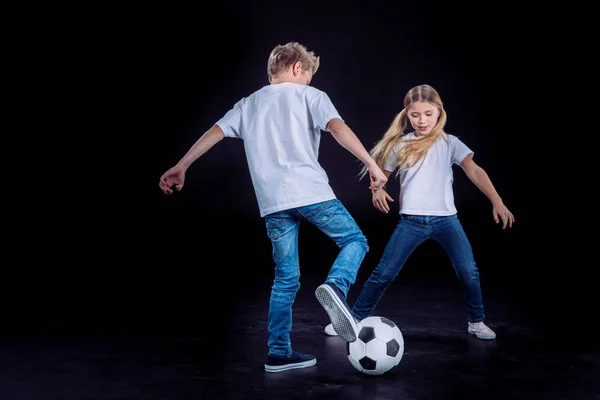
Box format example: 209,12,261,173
385,132,473,216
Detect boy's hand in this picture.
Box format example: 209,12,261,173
159,166,186,194
368,167,388,191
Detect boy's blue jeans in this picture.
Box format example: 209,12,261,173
264,199,368,357
352,214,486,323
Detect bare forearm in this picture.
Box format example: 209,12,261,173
176,125,225,171
327,119,377,169
468,167,503,206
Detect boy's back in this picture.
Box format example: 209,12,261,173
216,82,341,217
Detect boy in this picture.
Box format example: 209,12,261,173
159,42,387,372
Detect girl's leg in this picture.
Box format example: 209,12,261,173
352,215,428,320
432,215,485,323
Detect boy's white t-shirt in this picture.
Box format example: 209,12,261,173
385,132,473,216
215,82,340,217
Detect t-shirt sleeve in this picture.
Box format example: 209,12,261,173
308,90,344,132
215,101,243,139
384,143,400,172
451,136,474,165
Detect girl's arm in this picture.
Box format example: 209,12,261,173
460,155,515,229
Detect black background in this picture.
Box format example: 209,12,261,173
9,1,592,340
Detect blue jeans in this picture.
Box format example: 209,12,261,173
264,199,369,357
352,214,485,323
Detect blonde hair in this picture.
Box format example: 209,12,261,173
359,84,448,180
267,42,320,81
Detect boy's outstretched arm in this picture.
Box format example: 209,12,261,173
326,118,388,190
460,155,515,229
159,125,225,194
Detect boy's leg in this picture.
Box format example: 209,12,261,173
263,209,316,369
300,200,367,293
298,199,367,342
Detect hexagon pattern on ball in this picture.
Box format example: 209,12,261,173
346,316,404,375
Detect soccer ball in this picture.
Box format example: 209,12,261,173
346,316,404,375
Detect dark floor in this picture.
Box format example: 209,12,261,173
1,257,598,400
2,208,597,399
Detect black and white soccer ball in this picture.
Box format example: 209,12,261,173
346,316,404,375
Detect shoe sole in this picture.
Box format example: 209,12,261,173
315,284,357,342
264,358,317,372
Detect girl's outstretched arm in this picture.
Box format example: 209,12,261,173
460,155,515,229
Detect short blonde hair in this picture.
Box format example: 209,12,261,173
267,42,320,81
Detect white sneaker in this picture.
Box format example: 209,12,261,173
324,323,337,336
468,321,496,340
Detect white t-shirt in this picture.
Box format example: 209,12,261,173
385,132,473,216
215,82,340,217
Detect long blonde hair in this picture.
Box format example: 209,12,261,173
359,84,447,180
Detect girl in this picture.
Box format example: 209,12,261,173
324,84,514,340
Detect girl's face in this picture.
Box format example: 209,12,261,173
407,101,440,136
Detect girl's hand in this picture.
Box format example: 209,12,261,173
372,189,394,214
492,202,515,229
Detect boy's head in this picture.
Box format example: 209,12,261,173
267,42,320,85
